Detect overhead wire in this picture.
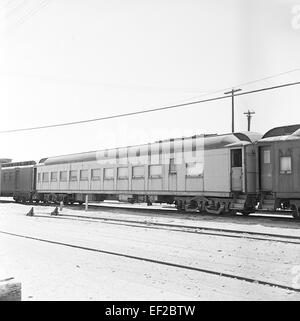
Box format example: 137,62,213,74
177,67,300,103
1,2,300,134
0,80,299,134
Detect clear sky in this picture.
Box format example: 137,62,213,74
0,0,300,162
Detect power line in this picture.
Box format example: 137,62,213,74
154,67,300,125
1,80,300,134
179,67,300,103
157,67,300,115
1,67,300,115
231,67,300,89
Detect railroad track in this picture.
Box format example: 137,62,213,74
0,199,298,223
0,229,299,294
67,204,298,222
32,212,300,245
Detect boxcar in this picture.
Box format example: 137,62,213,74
1,161,37,202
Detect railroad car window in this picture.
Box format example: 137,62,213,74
50,172,58,182
91,169,101,180
170,140,174,155
104,168,114,179
192,137,196,157
117,167,128,179
169,158,176,174
80,170,89,181
9,172,13,180
69,170,78,181
132,166,144,178
231,149,242,167
3,172,8,181
263,150,271,164
186,162,204,176
150,151,160,165
280,156,292,174
147,144,151,158
149,165,162,178
37,173,41,182
42,172,49,182
159,142,162,155
60,171,67,181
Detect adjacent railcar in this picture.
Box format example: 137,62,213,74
0,158,12,194
35,132,261,214
257,124,300,219
0,161,37,202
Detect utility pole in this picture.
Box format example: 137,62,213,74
224,88,242,133
244,110,255,131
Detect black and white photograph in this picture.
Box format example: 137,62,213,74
0,0,300,305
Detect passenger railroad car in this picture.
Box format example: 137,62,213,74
35,132,261,214
257,124,300,219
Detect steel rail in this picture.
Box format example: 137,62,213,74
32,213,300,245
0,230,299,293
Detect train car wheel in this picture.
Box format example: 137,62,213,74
204,202,225,215
292,208,300,220
291,205,300,220
176,200,185,212
241,211,250,216
63,196,69,205
197,202,205,214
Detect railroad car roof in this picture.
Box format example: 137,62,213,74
1,160,36,168
260,124,300,142
262,124,300,139
0,158,12,164
39,132,261,166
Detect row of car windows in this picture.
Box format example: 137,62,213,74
3,172,14,181
38,168,101,182
37,162,204,183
